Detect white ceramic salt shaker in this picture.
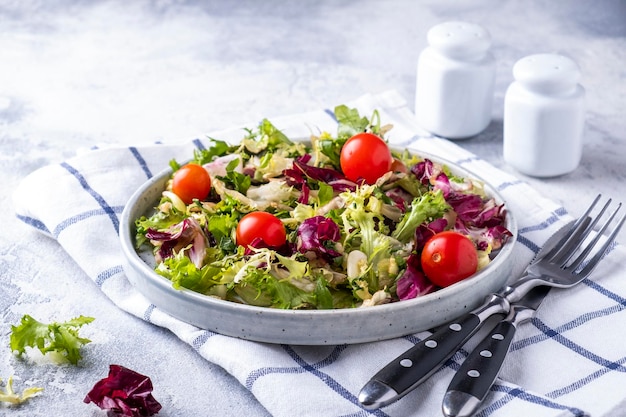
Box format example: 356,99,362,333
415,21,496,139
503,54,585,177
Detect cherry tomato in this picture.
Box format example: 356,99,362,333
339,133,392,184
236,212,286,248
420,231,478,287
171,163,212,204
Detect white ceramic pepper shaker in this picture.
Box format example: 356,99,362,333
503,54,585,177
415,21,496,139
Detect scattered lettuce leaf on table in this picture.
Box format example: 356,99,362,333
10,314,94,365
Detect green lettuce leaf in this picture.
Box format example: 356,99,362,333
217,158,251,194
193,138,237,165
10,315,94,365
157,248,224,293
392,189,450,243
335,105,370,140
339,185,395,292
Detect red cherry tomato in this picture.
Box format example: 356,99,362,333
171,163,212,204
420,231,478,287
339,133,392,184
236,212,286,248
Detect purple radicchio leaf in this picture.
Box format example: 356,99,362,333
243,237,295,257
446,193,485,225
411,159,439,185
396,254,435,301
84,365,162,417
283,155,357,194
432,172,452,197
145,218,207,268
412,218,448,252
410,159,452,197
410,158,512,254
297,216,342,258
449,195,512,250
385,187,414,213
455,219,512,251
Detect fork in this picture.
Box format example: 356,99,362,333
359,195,625,410
498,195,624,304
442,195,625,416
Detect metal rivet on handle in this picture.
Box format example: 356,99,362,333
449,323,462,331
400,359,413,368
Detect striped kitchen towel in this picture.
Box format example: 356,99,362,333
13,90,626,417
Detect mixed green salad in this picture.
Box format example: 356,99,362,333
135,106,511,310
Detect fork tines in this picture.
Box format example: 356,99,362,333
549,195,625,275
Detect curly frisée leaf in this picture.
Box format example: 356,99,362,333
10,314,94,365
392,190,450,243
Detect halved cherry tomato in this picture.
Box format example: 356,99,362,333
172,163,212,204
236,212,286,248
339,133,392,184
420,231,478,287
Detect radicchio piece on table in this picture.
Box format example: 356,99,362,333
84,365,162,417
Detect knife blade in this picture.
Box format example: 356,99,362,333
441,285,550,417
358,222,572,410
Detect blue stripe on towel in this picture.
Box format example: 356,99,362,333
191,330,218,350
143,304,156,322
246,345,391,416
480,385,588,417
15,214,51,234
61,162,120,234
52,206,125,238
95,264,124,287
192,138,206,150
129,146,153,179
281,345,391,417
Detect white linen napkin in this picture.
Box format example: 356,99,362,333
13,90,626,417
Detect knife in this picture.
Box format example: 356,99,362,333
358,222,572,410
441,285,550,417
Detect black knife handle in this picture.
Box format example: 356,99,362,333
359,293,510,410
359,294,509,410
442,319,516,417
378,312,481,386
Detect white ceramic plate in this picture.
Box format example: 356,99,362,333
119,150,517,345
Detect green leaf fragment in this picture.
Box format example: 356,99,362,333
334,105,370,139
218,158,251,194
392,189,450,243
10,315,95,365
